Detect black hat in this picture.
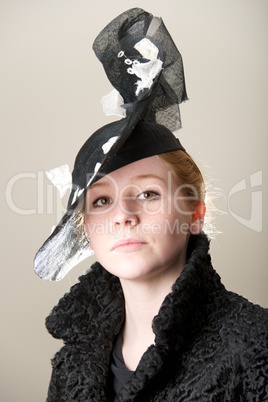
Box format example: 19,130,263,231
34,8,187,281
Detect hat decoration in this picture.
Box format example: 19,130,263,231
34,7,188,281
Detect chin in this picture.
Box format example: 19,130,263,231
103,259,153,281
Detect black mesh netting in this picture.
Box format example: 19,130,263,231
93,7,188,132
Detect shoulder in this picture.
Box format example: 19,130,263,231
216,289,268,330
209,289,268,356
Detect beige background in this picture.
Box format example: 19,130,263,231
1,1,267,401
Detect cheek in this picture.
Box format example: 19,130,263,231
161,211,191,238
85,215,116,252
89,232,106,255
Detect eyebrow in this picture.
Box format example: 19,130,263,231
90,181,111,189
131,174,166,182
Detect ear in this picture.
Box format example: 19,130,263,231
190,201,206,235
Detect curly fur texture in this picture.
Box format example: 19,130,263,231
45,233,268,401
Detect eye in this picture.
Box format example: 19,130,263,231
93,196,112,208
137,191,160,201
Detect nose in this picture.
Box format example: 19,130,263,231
113,197,140,227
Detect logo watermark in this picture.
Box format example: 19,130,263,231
227,170,263,232
5,168,263,233
84,219,191,239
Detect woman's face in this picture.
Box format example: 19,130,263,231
84,155,198,282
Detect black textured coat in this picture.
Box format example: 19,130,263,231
45,233,268,401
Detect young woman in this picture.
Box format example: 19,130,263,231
34,8,268,401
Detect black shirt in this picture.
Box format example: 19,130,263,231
110,332,134,395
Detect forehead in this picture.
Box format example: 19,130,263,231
90,155,172,189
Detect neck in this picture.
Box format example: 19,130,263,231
119,265,182,370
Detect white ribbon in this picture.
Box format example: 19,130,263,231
45,164,72,198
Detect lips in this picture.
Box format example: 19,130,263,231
111,238,147,252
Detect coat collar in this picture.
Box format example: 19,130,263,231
46,232,224,400
46,233,223,347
